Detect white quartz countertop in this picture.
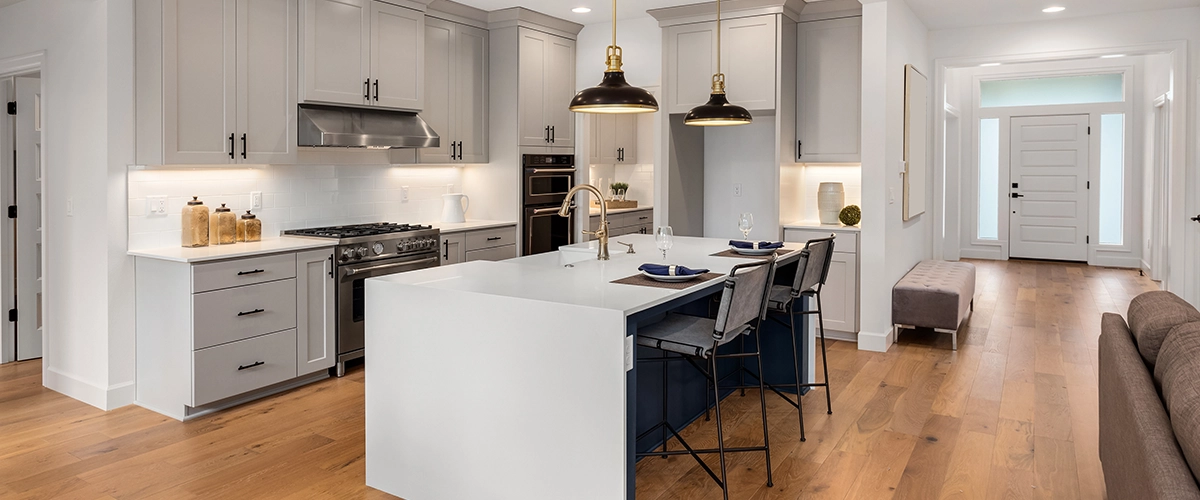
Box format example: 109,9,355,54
128,236,336,263
783,221,861,232
589,205,652,216
371,234,803,316
431,219,517,234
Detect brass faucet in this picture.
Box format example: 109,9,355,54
559,184,609,261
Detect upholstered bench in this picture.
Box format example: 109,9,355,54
892,260,976,350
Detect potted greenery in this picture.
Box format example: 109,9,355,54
610,182,629,202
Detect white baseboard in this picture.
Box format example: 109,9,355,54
1089,253,1141,269
857,329,894,352
43,368,136,411
823,330,858,343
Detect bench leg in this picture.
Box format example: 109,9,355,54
952,329,957,351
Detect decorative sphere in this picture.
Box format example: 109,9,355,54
839,205,861,226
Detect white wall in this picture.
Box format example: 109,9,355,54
859,0,932,349
128,165,464,250
703,118,780,240
1143,53,1173,276
0,0,137,409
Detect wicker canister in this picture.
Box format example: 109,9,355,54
237,211,262,243
210,204,237,245
181,196,210,248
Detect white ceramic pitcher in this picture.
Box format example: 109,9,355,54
441,193,470,223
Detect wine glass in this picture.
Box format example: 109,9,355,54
738,213,755,240
655,226,674,261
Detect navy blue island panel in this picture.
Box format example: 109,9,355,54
622,262,809,499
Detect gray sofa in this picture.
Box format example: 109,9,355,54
1100,291,1200,499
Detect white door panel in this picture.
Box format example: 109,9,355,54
370,1,423,110
1008,115,1089,262
15,77,40,361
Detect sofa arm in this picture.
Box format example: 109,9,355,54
1099,313,1200,499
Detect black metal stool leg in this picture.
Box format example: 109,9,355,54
739,335,746,397
710,354,730,500
787,301,806,441
816,292,832,415
662,354,669,458
753,331,774,487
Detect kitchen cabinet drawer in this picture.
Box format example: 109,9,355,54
782,228,858,253
465,244,516,262
193,278,298,349
464,226,516,251
192,328,298,406
192,253,297,293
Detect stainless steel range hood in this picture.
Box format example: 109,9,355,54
298,104,439,149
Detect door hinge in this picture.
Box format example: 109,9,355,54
5,102,14,115
8,309,16,322
6,206,15,219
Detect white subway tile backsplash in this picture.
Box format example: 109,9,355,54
127,164,463,250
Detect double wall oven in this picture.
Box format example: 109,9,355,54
522,154,576,255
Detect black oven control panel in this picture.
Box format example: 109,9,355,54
522,154,574,168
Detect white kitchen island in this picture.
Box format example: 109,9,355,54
364,234,812,500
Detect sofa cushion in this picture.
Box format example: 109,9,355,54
1154,325,1200,482
1128,291,1200,366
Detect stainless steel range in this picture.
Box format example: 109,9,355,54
284,223,440,376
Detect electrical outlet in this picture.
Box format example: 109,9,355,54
147,195,168,215
624,335,634,372
401,186,410,203
446,184,454,194
733,183,743,197
250,191,262,210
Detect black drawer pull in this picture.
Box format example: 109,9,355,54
486,236,503,241
238,361,265,371
638,216,649,220
237,308,265,317
237,269,265,276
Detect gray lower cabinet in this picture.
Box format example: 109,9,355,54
439,225,517,263
135,248,335,420
588,209,653,239
782,228,859,334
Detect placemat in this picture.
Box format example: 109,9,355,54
611,272,724,290
710,248,797,259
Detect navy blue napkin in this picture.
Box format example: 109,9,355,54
638,264,710,276
729,240,784,250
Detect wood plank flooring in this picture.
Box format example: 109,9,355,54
0,259,1156,499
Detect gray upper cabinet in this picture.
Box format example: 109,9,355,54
419,16,488,164
136,0,296,165
589,114,637,165
796,17,862,163
664,15,776,115
300,0,424,112
518,28,575,148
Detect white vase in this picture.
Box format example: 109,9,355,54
817,183,845,225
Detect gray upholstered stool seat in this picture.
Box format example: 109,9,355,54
637,314,750,358
892,260,976,350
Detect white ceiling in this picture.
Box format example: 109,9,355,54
455,0,1200,30
0,0,24,9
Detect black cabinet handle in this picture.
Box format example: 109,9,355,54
797,140,802,158
450,141,457,161
443,239,449,260
237,269,265,276
1011,193,1025,199
237,308,265,317
240,133,247,159
545,126,550,143
486,236,502,241
229,133,235,159
364,79,371,100
638,216,649,221
457,141,463,160
1192,215,1200,223
550,126,556,143
373,79,379,101
328,255,334,278
237,361,265,371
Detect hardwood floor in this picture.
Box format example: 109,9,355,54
0,259,1156,499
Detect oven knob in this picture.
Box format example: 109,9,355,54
340,248,355,261
372,242,385,255
356,247,368,259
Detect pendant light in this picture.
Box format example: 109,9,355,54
684,0,752,126
569,0,659,114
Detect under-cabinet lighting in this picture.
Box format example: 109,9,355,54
979,63,1002,67
1042,6,1066,13
572,7,591,13
1100,54,1127,59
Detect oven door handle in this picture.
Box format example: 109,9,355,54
530,207,564,215
524,168,577,175
341,257,440,278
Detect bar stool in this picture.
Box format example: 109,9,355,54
764,236,836,442
636,256,778,500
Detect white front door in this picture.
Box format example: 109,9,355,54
14,77,41,361
1008,114,1090,262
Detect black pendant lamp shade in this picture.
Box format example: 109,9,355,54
684,0,751,126
569,2,659,114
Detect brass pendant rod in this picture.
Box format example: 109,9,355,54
612,0,617,48
716,0,722,75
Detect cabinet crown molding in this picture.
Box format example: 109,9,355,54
649,0,807,26
427,0,489,28
487,7,583,39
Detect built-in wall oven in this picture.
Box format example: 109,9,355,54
522,154,575,255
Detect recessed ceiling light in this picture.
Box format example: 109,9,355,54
572,7,591,13
1042,6,1066,13
1101,54,1127,59
980,63,1002,67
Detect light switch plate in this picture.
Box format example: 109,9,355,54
401,186,410,203
624,335,634,372
250,191,262,210
147,195,168,215
733,183,743,197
